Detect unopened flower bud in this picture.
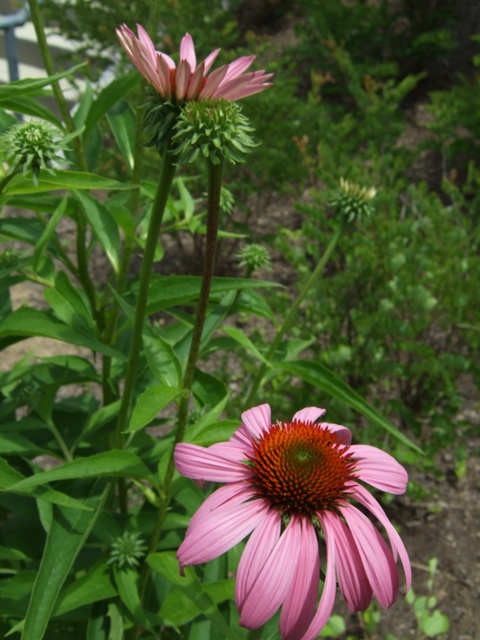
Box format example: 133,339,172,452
330,177,377,224
171,99,257,165
237,244,272,272
107,531,147,569
0,120,72,185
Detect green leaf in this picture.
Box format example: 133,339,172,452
21,488,109,640
113,567,156,632
421,610,450,637
222,325,270,365
3,170,135,195
44,271,95,333
0,96,62,127
0,64,87,102
0,457,92,511
0,307,124,360
73,190,121,273
107,101,137,172
32,197,68,270
53,561,117,617
147,552,243,639
84,72,139,136
146,276,279,313
9,451,153,492
160,579,235,627
128,385,181,433
281,360,422,452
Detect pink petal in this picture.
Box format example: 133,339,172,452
349,445,408,494
292,407,326,423
300,511,337,640
186,61,206,100
280,518,320,640
341,504,399,609
236,509,281,611
222,55,255,81
177,493,267,569
240,404,271,438
175,59,191,100
157,54,173,96
221,80,273,101
239,515,303,629
186,483,254,532
203,48,221,73
179,32,196,69
136,23,157,66
326,512,372,611
350,484,412,592
320,422,352,445
198,64,229,99
174,442,250,483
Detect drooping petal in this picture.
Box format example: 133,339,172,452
239,515,303,630
236,508,281,612
349,445,408,494
326,512,372,611
185,483,254,532
280,518,320,640
341,503,399,609
241,403,271,438
292,407,326,424
350,484,412,592
215,73,273,101
175,442,250,483
300,511,337,640
179,32,196,69
178,493,268,569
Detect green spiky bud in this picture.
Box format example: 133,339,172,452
142,89,182,154
237,244,272,272
107,531,147,570
0,120,73,186
171,99,257,165
329,177,377,224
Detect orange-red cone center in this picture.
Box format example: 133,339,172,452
247,421,356,517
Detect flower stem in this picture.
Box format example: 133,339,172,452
246,223,344,405
114,152,177,444
138,159,224,602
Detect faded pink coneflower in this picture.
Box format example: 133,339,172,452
175,404,411,640
116,25,273,102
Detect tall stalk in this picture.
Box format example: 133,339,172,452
114,151,177,444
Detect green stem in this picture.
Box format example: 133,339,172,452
114,152,177,443
245,223,344,405
138,159,224,602
27,0,86,170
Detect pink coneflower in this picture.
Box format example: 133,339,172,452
116,25,273,102
175,404,411,640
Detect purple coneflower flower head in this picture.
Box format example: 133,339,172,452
116,24,273,103
175,404,411,640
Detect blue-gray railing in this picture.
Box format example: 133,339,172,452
0,2,30,82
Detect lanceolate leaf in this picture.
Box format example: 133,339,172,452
128,385,181,433
280,360,422,452
9,451,153,492
21,487,109,640
3,170,134,195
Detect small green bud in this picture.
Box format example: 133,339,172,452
330,177,377,224
172,99,257,165
0,120,72,186
107,531,147,570
237,244,272,272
